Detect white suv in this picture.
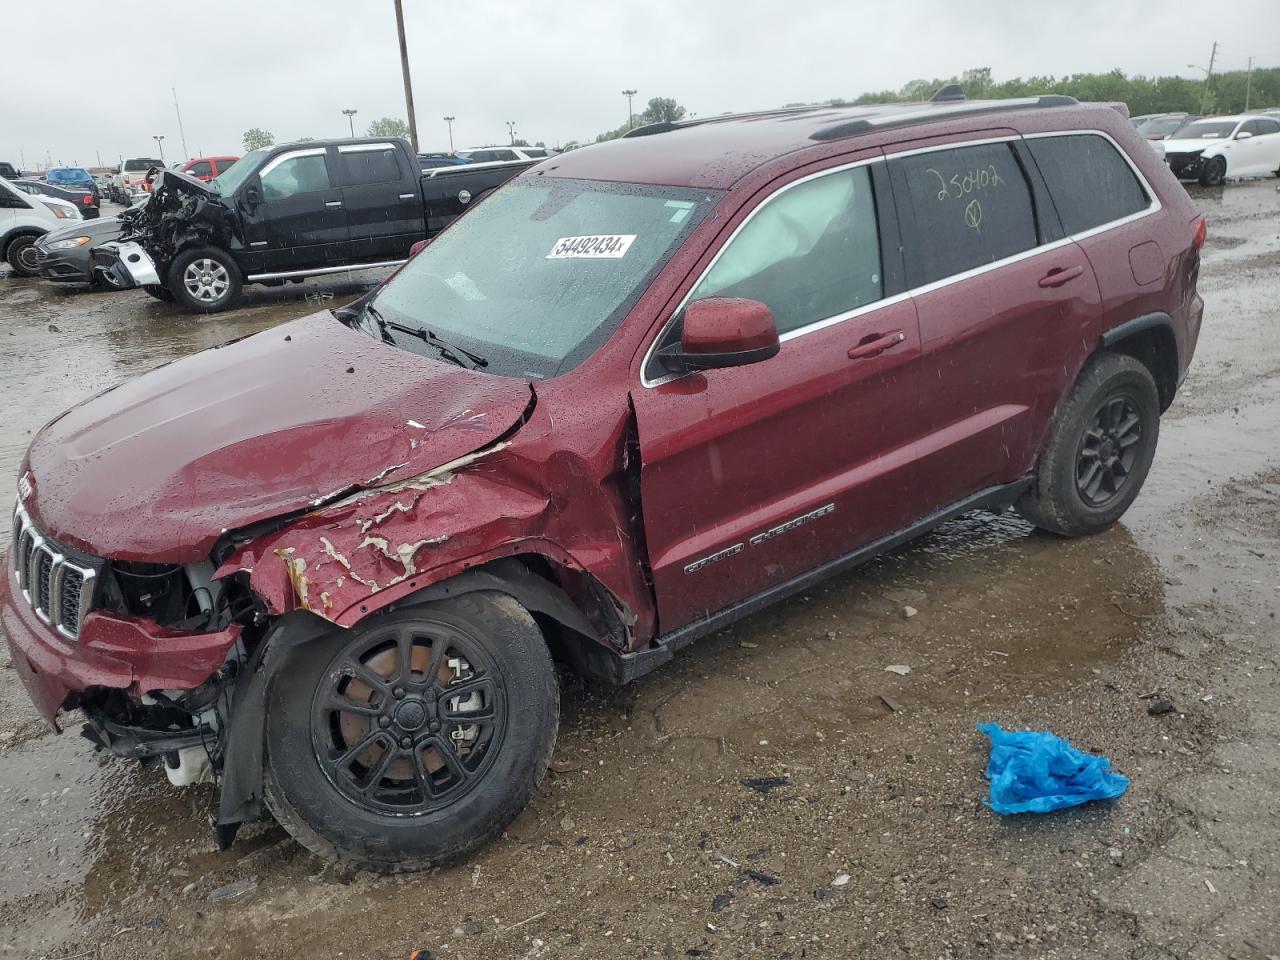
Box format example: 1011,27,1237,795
0,177,74,276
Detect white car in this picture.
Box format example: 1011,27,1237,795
0,176,78,276
457,145,554,163
1162,114,1280,185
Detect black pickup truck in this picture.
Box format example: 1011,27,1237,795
95,137,533,312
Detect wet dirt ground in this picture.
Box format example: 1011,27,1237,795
0,183,1277,959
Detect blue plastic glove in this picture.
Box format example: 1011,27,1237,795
978,722,1130,815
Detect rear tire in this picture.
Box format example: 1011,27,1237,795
1199,155,1227,186
264,591,559,873
5,235,40,277
168,246,241,312
1016,352,1160,537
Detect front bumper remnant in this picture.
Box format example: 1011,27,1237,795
93,240,159,290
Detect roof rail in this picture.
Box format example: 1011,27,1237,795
810,95,1079,142
623,103,836,139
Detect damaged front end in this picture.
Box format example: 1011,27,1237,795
92,170,237,290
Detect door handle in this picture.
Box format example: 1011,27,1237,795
325,200,343,208
398,193,415,200
1038,265,1084,288
847,330,906,360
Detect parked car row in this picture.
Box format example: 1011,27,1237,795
0,176,85,274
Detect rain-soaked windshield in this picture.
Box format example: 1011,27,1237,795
364,177,721,379
1170,120,1237,140
210,149,267,195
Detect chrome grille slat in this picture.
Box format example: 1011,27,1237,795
10,504,98,641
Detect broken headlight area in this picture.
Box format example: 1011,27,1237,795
117,170,240,267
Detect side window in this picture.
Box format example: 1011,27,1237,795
1239,120,1261,137
260,154,331,201
1027,134,1149,236
338,147,403,185
688,165,882,335
1261,119,1280,136
889,142,1038,285
188,161,213,178
213,159,237,176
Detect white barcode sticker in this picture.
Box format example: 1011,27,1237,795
546,234,636,259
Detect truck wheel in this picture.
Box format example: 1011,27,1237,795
5,235,41,277
263,591,559,873
168,246,241,312
1016,352,1160,538
1198,156,1227,187
143,284,174,301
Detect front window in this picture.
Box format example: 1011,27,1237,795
362,177,721,379
1170,120,1238,140
260,153,332,200
1138,117,1186,138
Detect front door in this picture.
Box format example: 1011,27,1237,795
335,142,423,262
238,147,350,273
632,155,930,634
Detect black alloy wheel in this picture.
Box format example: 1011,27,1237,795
1075,393,1143,508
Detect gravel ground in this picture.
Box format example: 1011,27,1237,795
0,181,1277,960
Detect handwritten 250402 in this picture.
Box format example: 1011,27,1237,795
926,165,1006,202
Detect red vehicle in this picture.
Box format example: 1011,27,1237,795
3,92,1204,871
176,155,239,182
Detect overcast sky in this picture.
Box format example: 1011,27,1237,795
8,0,1278,169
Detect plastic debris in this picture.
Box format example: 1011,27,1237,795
884,664,911,675
978,723,1130,815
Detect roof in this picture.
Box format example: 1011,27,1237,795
541,96,1079,189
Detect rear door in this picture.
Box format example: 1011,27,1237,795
884,135,1101,515
632,153,929,632
335,142,423,261
239,147,350,272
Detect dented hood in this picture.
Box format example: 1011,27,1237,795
24,311,532,563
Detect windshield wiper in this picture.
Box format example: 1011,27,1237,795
363,303,488,370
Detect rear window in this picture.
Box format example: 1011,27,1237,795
888,142,1038,286
1027,134,1149,236
124,159,161,171
338,146,403,185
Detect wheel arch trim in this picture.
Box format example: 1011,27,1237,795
1099,311,1180,410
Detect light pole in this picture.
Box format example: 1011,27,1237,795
506,121,517,145
443,116,455,152
622,89,637,130
152,135,165,164
343,108,358,138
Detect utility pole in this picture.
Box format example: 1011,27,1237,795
343,108,358,138
172,87,189,160
622,89,637,130
443,116,455,152
1199,41,1218,114
392,0,419,153
153,135,165,164
1244,56,1254,112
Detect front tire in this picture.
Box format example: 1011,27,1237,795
6,235,40,277
1017,352,1160,537
168,246,241,312
1199,155,1227,187
264,591,559,873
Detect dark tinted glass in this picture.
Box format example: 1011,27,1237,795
188,161,213,177
1027,134,1148,236
889,142,1038,285
339,147,402,185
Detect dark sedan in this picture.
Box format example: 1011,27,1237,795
13,179,100,219
33,214,127,284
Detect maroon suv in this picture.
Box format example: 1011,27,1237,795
3,93,1204,871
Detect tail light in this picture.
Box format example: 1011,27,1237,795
1192,215,1207,251
82,195,93,205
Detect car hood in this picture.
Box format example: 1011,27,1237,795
38,215,124,245
1164,138,1228,153
23,311,533,563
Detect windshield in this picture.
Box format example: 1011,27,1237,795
123,159,162,171
1138,117,1187,137
211,149,267,195
1171,121,1237,140
365,177,720,379
49,168,92,184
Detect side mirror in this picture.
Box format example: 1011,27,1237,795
244,184,261,208
659,297,780,373
409,238,429,257
1235,131,1253,140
